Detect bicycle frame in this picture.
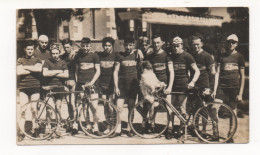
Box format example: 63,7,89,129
157,90,208,127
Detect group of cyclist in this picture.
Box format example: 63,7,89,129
17,32,245,141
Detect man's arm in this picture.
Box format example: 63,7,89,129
23,63,42,72
17,65,30,75
87,64,100,85
188,63,200,88
165,62,174,94
237,68,245,101
42,68,63,77
56,69,69,78
212,64,220,98
113,62,120,96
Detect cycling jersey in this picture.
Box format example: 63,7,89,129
217,51,245,88
17,56,42,89
42,58,68,86
74,50,100,83
60,52,76,80
98,52,116,87
116,52,138,77
191,50,214,88
116,51,138,99
170,51,196,89
145,49,172,84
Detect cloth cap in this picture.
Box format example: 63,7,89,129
172,37,183,44
38,35,49,41
227,34,238,42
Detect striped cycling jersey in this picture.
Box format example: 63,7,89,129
17,56,42,88
116,51,138,77
98,51,116,86
191,50,214,88
74,50,100,83
217,51,245,88
170,51,196,88
145,49,172,84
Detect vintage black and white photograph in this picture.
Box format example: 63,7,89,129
16,7,249,145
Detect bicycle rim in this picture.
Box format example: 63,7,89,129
17,101,58,140
79,98,119,138
193,102,237,143
129,100,169,139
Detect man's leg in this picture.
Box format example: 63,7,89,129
66,80,77,133
126,98,136,134
89,93,100,135
113,98,125,135
179,94,188,127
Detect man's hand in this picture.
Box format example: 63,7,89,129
211,90,217,99
236,94,243,101
85,82,93,87
187,81,195,89
115,87,120,96
164,87,171,95
159,82,167,87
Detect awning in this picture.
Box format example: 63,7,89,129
118,11,223,27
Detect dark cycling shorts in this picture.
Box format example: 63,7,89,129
118,77,138,100
99,84,114,96
20,87,40,97
215,87,239,110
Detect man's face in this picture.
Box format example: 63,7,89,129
51,49,60,61
103,42,113,53
25,45,34,57
81,43,91,53
63,43,72,53
191,39,203,53
124,43,135,53
141,42,150,52
152,37,163,51
39,39,48,50
226,40,238,51
172,43,183,54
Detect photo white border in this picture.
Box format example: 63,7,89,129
0,0,259,154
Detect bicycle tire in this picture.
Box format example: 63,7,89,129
79,98,119,138
193,102,237,143
129,99,170,139
17,100,58,140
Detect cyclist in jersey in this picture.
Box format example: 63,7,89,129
42,46,69,134
168,36,200,140
189,33,218,140
17,41,43,139
214,34,245,142
74,37,101,136
97,37,116,134
145,34,174,138
60,39,78,134
112,36,139,137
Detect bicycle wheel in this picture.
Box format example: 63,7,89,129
17,100,58,140
129,99,170,138
79,98,119,138
193,102,237,143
